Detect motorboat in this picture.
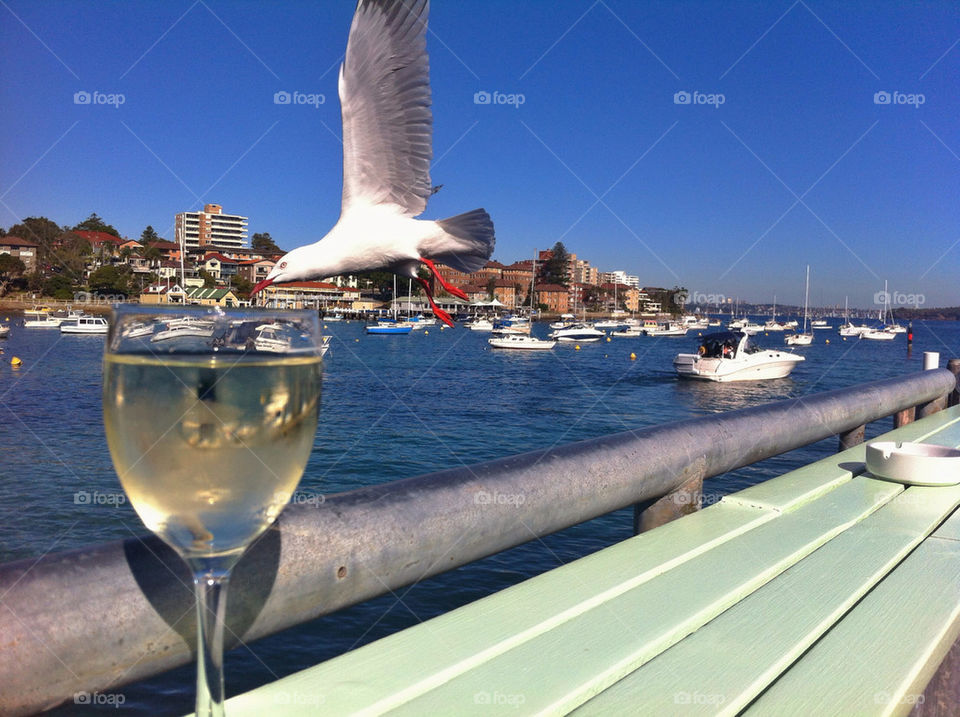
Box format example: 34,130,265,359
151,316,216,342
252,323,293,352
59,316,108,335
862,327,896,341
785,265,813,346
764,298,785,331
593,318,629,330
610,326,645,338
643,322,688,337
407,314,437,329
674,331,805,382
811,319,831,329
23,305,55,319
837,296,869,337
549,323,605,342
549,313,576,330
324,313,344,322
488,334,556,350
366,320,412,334
466,317,495,331
0,324,9,338
740,321,764,335
884,323,907,334
493,316,531,335
24,316,64,328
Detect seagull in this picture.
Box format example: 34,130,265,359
252,0,495,327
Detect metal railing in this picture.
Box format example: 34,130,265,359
0,364,957,714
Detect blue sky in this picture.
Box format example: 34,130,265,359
1,1,957,309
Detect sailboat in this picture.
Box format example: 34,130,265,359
785,266,813,346
838,296,868,337
366,275,413,334
489,252,556,350
863,280,896,341
764,295,785,331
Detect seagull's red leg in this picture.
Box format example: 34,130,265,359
416,277,455,327
419,257,469,301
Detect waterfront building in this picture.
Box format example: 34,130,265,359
139,284,187,304
257,281,361,310
536,283,570,314
184,286,239,307
238,258,276,285
72,230,125,258
202,252,239,282
0,235,39,272
175,203,248,251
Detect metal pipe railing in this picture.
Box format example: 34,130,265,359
0,367,957,714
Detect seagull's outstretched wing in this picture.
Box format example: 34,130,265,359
339,0,432,217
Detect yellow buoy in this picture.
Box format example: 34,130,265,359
825,339,830,344
606,336,611,342
355,338,360,342
323,325,328,329
424,330,429,335
11,356,22,367
630,352,637,360
575,344,581,350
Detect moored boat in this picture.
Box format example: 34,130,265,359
59,316,108,335
673,331,804,382
549,323,605,342
488,334,556,350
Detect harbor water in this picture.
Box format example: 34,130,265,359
0,313,957,714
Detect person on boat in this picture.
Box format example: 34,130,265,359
722,344,732,358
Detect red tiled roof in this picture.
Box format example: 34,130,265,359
536,283,568,292
0,235,38,248
238,258,275,266
203,252,236,263
269,281,343,290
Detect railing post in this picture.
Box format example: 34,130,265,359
838,424,865,451
893,407,915,428
633,474,703,534
919,352,946,418
948,358,960,408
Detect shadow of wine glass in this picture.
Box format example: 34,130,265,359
123,524,282,655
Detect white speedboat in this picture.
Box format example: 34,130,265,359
252,323,293,352
593,318,629,330
784,332,813,346
674,331,804,382
59,316,108,334
549,313,576,329
488,334,556,350
884,323,907,334
643,322,688,337
610,327,645,338
838,323,869,337
407,314,437,329
151,317,216,342
741,321,764,335
324,313,344,322
24,316,64,328
811,319,830,329
467,317,495,331
549,323,605,342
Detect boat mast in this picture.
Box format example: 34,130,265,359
802,265,810,334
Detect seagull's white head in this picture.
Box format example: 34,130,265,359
250,246,319,295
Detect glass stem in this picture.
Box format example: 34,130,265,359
191,561,234,717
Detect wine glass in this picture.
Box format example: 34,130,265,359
103,304,323,716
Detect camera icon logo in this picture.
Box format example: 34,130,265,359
873,91,891,105
673,91,691,105
273,91,291,105
873,290,890,305
74,491,91,505
473,90,491,105
74,91,91,105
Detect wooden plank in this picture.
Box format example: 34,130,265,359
381,479,900,715
745,508,960,717
572,481,960,716
726,406,960,512
220,501,775,717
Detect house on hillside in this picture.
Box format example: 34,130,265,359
0,236,39,272
139,284,187,304
536,284,570,314
185,286,239,307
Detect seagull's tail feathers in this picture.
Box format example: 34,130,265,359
421,208,495,273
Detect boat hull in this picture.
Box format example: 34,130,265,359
673,351,804,382
488,336,555,350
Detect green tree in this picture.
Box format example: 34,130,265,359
142,245,163,267
0,254,26,295
73,212,120,237
357,270,395,298
251,232,281,253
540,242,570,286
6,216,62,272
42,274,76,299
140,225,160,243
231,276,253,299
88,265,129,296
198,269,217,288
486,276,496,300
57,232,93,279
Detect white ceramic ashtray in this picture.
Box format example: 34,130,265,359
865,441,960,486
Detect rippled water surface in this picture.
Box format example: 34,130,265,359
0,312,957,714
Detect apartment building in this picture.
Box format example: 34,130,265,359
175,204,248,251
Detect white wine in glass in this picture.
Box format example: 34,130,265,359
104,305,322,716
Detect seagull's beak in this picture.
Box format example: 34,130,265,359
250,278,274,296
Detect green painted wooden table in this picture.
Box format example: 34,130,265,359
212,406,960,716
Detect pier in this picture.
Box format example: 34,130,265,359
1,357,958,714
